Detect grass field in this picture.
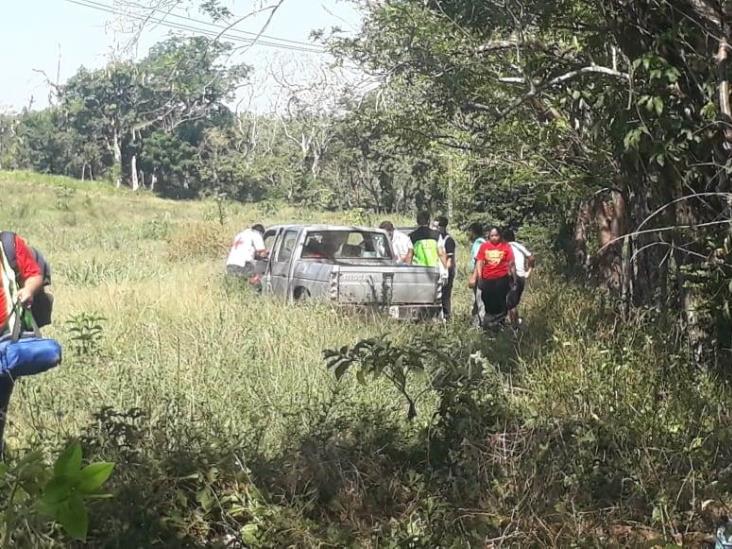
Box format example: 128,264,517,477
1,170,731,547
0,171,430,450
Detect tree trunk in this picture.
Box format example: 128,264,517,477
130,155,140,191
112,127,122,189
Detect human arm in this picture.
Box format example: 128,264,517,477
403,248,414,264
444,236,456,270
252,232,269,259
525,254,536,278
14,236,43,306
470,261,483,288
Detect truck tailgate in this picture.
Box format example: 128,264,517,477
336,265,440,305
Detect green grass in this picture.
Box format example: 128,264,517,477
1,170,731,547
0,172,423,450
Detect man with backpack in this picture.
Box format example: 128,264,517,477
0,232,46,455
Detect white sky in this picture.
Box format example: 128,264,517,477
0,0,364,114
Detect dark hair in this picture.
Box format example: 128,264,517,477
252,224,265,233
503,228,516,241
416,211,431,226
379,221,395,232
436,215,448,228
468,222,483,237
487,225,503,240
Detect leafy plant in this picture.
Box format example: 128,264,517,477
0,441,114,545
65,313,105,356
325,336,437,420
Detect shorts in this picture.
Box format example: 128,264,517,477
226,262,255,277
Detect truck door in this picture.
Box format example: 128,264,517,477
270,229,300,298
254,228,281,293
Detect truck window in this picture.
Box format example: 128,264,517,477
302,230,392,260
276,230,299,263
263,230,279,254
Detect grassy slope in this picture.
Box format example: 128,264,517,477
2,170,730,546
0,171,427,451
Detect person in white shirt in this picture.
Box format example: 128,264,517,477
226,224,268,281
503,228,535,328
379,221,413,264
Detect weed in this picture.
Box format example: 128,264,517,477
65,313,105,356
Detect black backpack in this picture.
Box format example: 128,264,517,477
0,232,53,328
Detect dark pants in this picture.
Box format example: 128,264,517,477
0,376,14,458
507,277,526,311
480,276,511,319
441,270,455,319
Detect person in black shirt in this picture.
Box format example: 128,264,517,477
435,216,456,320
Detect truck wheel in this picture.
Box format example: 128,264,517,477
294,287,310,301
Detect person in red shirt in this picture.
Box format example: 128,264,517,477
473,227,516,328
0,234,43,455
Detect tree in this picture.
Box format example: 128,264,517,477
331,0,732,365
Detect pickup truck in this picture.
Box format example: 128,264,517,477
251,224,442,320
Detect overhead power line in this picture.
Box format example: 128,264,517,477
120,0,326,49
63,0,328,54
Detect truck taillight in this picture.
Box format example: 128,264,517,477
329,270,338,300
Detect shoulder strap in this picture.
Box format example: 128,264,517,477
0,232,17,273
1,301,40,341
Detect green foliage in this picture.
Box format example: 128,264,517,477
65,313,105,356
38,442,114,541
0,442,114,545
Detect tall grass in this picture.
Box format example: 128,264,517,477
1,171,730,547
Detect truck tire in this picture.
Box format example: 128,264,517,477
293,287,310,301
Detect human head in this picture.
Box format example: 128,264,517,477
416,211,431,227
252,224,265,234
435,216,448,235
468,222,483,240
503,228,516,242
487,226,503,244
379,220,395,238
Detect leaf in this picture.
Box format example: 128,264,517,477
55,442,82,477
356,368,366,385
42,476,75,507
58,494,89,541
334,360,350,380
653,96,664,116
241,523,259,544
77,462,114,494
196,487,214,512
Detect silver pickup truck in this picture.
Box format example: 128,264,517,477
251,225,442,319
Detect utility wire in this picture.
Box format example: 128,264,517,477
63,0,327,54
116,0,326,48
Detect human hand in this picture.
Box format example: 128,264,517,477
16,287,34,307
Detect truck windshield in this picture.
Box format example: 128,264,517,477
302,230,393,260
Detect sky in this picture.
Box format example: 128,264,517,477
0,0,363,113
